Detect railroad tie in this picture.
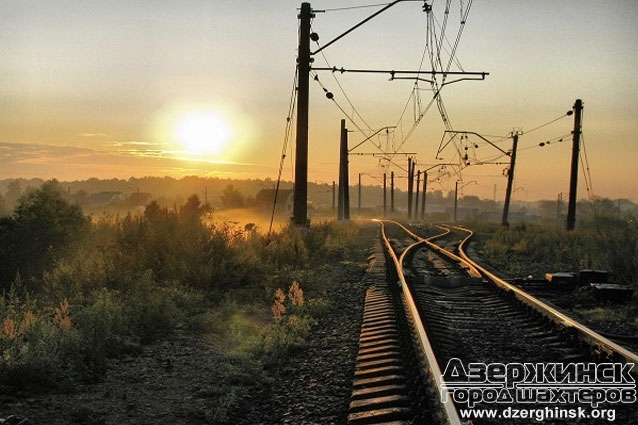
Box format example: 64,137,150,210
347,283,414,425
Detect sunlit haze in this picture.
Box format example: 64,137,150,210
1,1,637,201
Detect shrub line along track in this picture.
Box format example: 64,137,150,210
348,220,638,425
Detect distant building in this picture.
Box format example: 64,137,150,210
255,189,294,214
86,191,122,208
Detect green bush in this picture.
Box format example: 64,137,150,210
0,283,81,390
122,271,181,344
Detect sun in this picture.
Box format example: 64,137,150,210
174,112,231,155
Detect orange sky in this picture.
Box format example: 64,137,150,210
1,1,637,201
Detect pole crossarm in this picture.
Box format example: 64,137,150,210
350,152,417,157
310,0,425,56
418,162,458,172
312,66,489,82
349,126,396,152
392,74,488,86
442,130,509,156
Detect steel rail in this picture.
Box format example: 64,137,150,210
375,219,463,425
394,221,482,279
445,224,638,366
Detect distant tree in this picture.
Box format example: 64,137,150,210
71,189,88,205
0,180,88,289
0,193,7,216
220,184,245,209
5,180,22,211
180,194,201,217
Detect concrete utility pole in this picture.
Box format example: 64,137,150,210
454,181,459,222
292,2,313,226
357,173,362,218
390,171,395,217
408,157,414,220
415,170,421,219
501,132,519,226
338,119,350,221
566,99,583,231
332,181,336,215
383,173,387,218
421,171,427,220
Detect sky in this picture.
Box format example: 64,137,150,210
1,0,637,202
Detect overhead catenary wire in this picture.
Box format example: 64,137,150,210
269,64,299,234
313,40,375,134
579,110,595,202
320,3,394,13
302,1,478,186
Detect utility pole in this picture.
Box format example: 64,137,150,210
557,192,563,228
454,181,459,222
408,157,414,220
383,173,387,218
415,170,421,220
390,171,395,217
338,119,350,221
566,99,583,231
501,132,519,226
292,2,313,226
421,171,427,220
332,181,336,216
358,173,362,218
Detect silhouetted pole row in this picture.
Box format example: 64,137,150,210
566,99,583,231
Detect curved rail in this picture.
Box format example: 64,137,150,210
395,221,481,279
447,224,638,366
375,220,463,425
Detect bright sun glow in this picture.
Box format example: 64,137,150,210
174,112,231,155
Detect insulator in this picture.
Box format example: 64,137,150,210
310,32,319,42
326,92,334,100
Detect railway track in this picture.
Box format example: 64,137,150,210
347,220,638,424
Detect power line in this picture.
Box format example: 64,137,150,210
320,3,395,13
269,66,299,234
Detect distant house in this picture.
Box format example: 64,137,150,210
86,191,123,208
255,189,293,214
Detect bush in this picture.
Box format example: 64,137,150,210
0,282,81,390
259,281,313,364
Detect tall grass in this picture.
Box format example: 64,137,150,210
0,187,365,392
475,216,638,282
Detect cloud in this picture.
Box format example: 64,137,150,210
77,133,108,138
0,141,275,181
